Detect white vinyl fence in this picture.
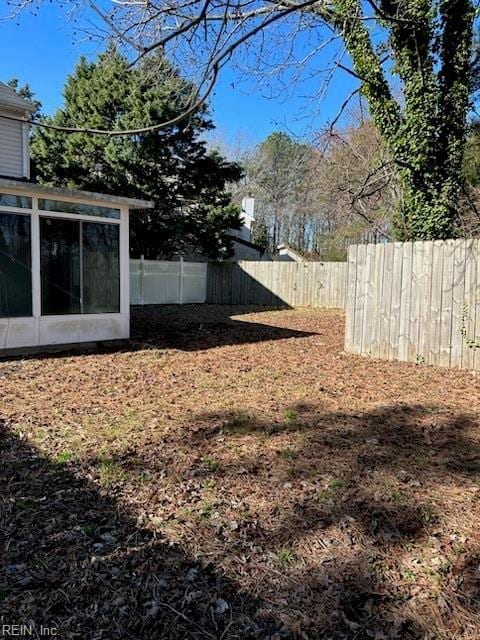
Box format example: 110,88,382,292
130,258,207,305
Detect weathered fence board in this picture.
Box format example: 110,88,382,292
398,241,413,362
345,247,357,351
206,261,348,308
451,240,466,369
345,239,480,371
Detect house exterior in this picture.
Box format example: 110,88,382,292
0,82,152,352
227,197,271,261
0,82,33,180
276,243,308,262
234,197,255,243
181,197,271,262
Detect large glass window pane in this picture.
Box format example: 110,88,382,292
0,213,32,317
41,218,81,315
39,198,120,220
0,193,32,208
82,222,120,313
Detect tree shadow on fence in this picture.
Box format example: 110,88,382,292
206,262,292,306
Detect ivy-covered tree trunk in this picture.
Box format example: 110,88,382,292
331,0,474,240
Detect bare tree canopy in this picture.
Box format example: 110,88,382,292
230,120,397,259
6,1,474,135
6,0,338,135
5,0,480,238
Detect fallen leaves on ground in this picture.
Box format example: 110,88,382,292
1,305,479,639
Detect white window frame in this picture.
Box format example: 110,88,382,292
0,206,33,318
0,193,129,323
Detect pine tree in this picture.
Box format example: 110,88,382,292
30,46,242,259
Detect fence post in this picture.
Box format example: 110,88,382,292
179,256,184,304
140,254,145,306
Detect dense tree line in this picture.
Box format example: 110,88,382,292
236,115,480,260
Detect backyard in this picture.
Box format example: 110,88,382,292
1,305,480,639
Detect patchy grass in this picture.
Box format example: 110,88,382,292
53,450,74,465
80,524,97,537
98,459,128,487
1,305,480,640
199,498,216,520
201,456,221,472
276,547,296,568
317,478,346,503
283,408,299,425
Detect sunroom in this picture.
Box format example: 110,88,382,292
0,180,152,351
0,81,152,352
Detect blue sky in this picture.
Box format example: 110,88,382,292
0,3,357,151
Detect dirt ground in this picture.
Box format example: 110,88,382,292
1,305,480,639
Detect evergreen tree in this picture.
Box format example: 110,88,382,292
30,47,242,259
6,78,41,117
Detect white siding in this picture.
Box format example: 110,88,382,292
0,117,24,178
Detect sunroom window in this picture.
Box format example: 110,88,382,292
82,222,120,313
0,212,32,317
39,198,120,220
0,193,32,208
40,218,120,315
41,218,81,315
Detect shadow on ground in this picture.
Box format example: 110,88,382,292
130,304,316,351
3,402,480,638
0,306,315,362
0,421,279,640
182,403,480,548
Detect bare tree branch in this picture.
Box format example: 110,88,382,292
3,0,329,136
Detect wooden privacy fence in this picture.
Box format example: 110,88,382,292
207,261,348,308
345,239,480,371
130,258,207,305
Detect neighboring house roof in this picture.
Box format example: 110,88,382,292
0,177,154,210
0,82,36,113
277,243,308,262
227,234,268,254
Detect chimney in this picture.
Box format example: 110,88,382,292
241,197,255,230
